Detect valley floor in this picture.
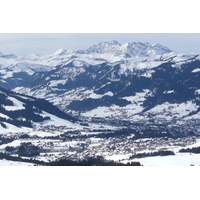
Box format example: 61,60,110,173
1,122,200,166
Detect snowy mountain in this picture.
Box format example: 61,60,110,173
0,40,174,70
0,41,176,89
80,40,173,57
2,41,200,165
0,40,200,137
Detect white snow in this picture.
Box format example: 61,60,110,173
49,80,67,87
195,89,200,94
0,159,35,166
82,90,149,119
73,60,84,67
118,59,165,76
184,111,200,120
141,70,155,78
104,91,113,96
105,154,131,162
0,41,184,83
1,71,14,79
3,97,25,111
0,40,174,80
129,153,200,166
38,111,81,129
147,101,198,119
192,68,200,73
163,90,175,94
89,91,113,99
53,48,73,56
0,122,32,134
82,106,114,118
0,113,10,119
0,140,22,149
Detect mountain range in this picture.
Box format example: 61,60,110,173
0,40,200,135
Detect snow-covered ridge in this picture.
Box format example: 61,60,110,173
1,40,199,77
0,40,177,72
85,41,174,58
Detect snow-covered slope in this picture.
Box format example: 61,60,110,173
0,87,78,134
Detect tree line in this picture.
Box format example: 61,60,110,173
179,146,200,154
129,150,175,159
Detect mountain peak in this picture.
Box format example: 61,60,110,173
87,40,121,53
86,40,174,57
54,48,67,55
53,48,74,56
99,40,121,45
21,53,41,59
152,43,174,54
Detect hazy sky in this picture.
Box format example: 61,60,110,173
1,1,200,56
1,33,200,56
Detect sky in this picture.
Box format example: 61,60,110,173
1,1,200,56
1,33,200,56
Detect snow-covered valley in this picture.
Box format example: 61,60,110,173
1,124,200,166
1,40,200,165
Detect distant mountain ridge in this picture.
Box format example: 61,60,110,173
85,40,174,56
0,40,175,67
0,40,178,91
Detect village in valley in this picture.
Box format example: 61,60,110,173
1,117,200,166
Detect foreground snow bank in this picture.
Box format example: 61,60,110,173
0,159,35,166
128,153,200,166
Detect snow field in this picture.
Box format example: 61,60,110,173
82,90,149,119
192,68,200,73
104,139,200,166
128,153,200,166
0,159,35,166
3,97,25,111
0,113,10,119
0,122,32,134
147,101,198,119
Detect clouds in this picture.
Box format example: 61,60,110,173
0,33,200,56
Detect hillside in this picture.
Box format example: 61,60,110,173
0,86,76,133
